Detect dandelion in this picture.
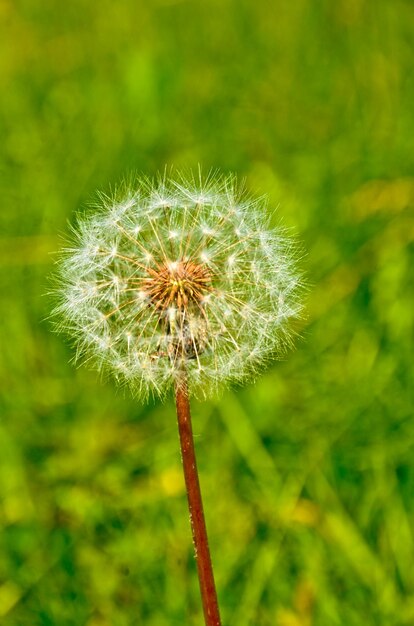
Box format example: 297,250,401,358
53,170,303,626
56,172,302,399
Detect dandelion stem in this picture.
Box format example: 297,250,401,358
175,373,222,626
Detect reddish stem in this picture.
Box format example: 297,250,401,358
175,375,222,626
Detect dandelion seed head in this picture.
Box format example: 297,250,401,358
53,171,304,400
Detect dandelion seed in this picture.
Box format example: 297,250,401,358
53,171,303,399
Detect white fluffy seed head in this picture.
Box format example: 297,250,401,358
53,171,304,400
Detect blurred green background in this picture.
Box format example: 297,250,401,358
1,0,414,624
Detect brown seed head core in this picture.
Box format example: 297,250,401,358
144,259,212,313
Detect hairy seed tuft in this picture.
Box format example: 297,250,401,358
53,171,304,399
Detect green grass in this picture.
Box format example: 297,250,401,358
1,1,414,624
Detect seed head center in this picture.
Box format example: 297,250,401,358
144,259,212,312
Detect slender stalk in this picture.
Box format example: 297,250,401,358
175,373,222,626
